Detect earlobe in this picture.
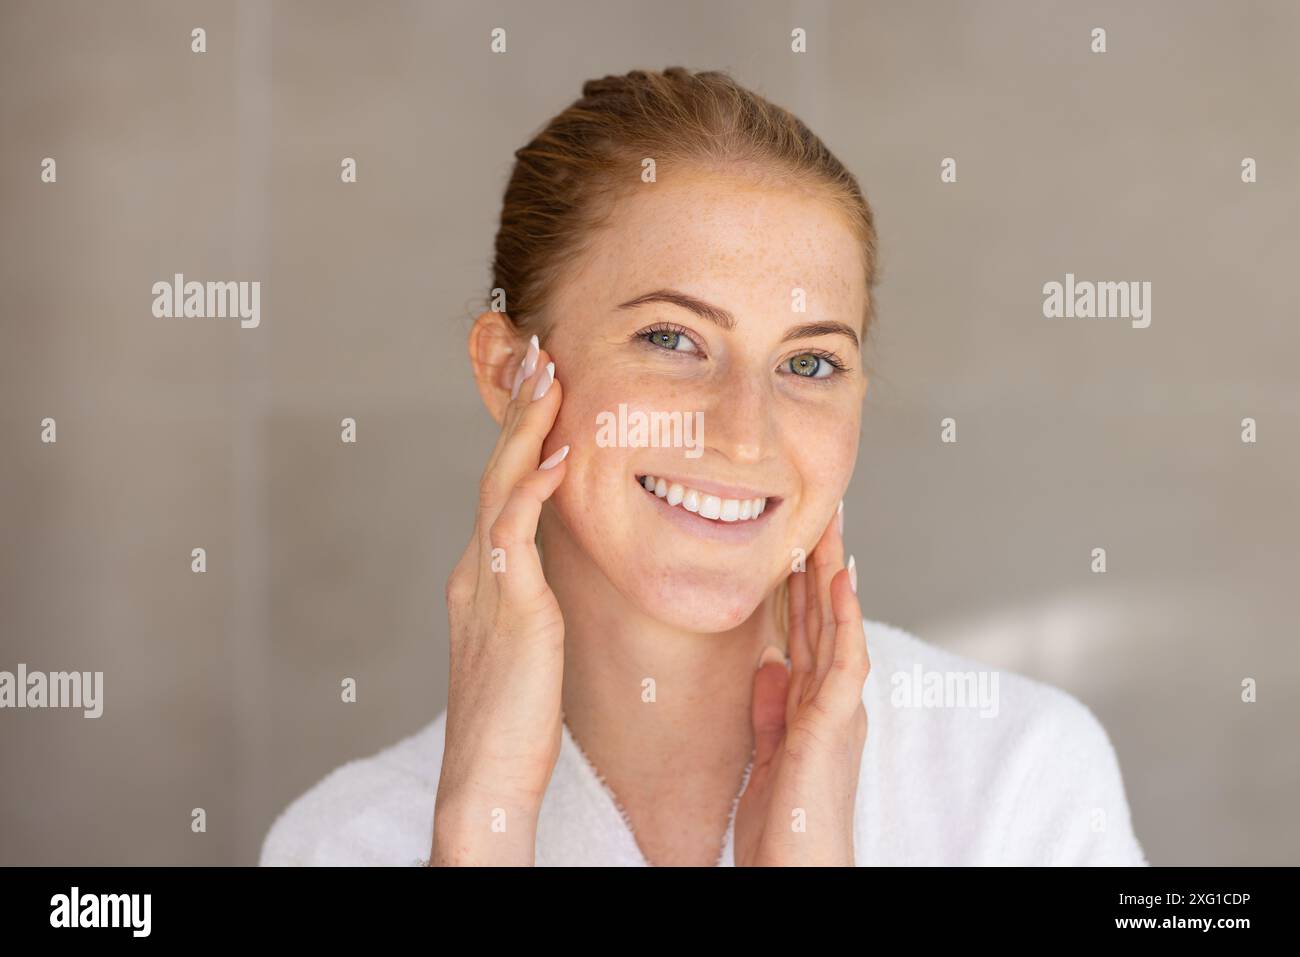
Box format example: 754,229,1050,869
468,310,525,424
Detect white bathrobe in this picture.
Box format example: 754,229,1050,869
259,617,1148,866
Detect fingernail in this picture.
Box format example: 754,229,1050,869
838,499,844,535
510,335,539,400
538,444,569,470
848,554,857,593
522,334,540,379
756,645,785,671
531,361,555,400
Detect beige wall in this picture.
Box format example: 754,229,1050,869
1,0,1296,864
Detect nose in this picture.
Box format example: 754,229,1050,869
700,361,772,465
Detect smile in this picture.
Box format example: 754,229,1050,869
636,474,776,523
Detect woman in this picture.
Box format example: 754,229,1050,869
260,67,1146,867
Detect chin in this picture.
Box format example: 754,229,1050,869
621,563,774,634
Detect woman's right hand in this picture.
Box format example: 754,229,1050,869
430,336,569,866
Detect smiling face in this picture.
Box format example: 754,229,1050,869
536,167,869,633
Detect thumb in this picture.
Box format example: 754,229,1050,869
751,647,789,769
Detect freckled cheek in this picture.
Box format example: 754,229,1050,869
545,376,641,516
780,409,861,495
551,372,684,456
550,376,614,456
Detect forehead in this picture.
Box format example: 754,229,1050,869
562,169,866,323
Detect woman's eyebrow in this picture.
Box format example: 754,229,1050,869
781,321,860,349
616,288,859,348
616,289,736,330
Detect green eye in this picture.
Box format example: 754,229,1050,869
788,353,833,378
641,325,698,354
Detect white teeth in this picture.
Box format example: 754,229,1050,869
641,476,768,523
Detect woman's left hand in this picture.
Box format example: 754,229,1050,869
734,504,869,866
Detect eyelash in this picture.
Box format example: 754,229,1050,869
789,348,849,377
631,322,851,379
635,322,702,354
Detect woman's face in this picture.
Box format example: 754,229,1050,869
539,168,869,633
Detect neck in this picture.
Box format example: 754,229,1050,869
539,512,782,808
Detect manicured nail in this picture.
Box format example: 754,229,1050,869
538,444,569,470
531,361,555,400
848,554,857,593
837,499,844,535
509,335,540,400
522,334,540,379
756,645,785,671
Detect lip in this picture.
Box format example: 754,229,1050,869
633,473,781,543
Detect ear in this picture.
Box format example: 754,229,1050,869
468,310,527,426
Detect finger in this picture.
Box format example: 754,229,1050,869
490,352,560,486
802,549,823,672
817,565,871,709
751,648,790,770
786,565,813,674
784,567,814,729
481,335,556,485
486,444,570,607
482,333,540,476
811,501,847,687
478,348,561,529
